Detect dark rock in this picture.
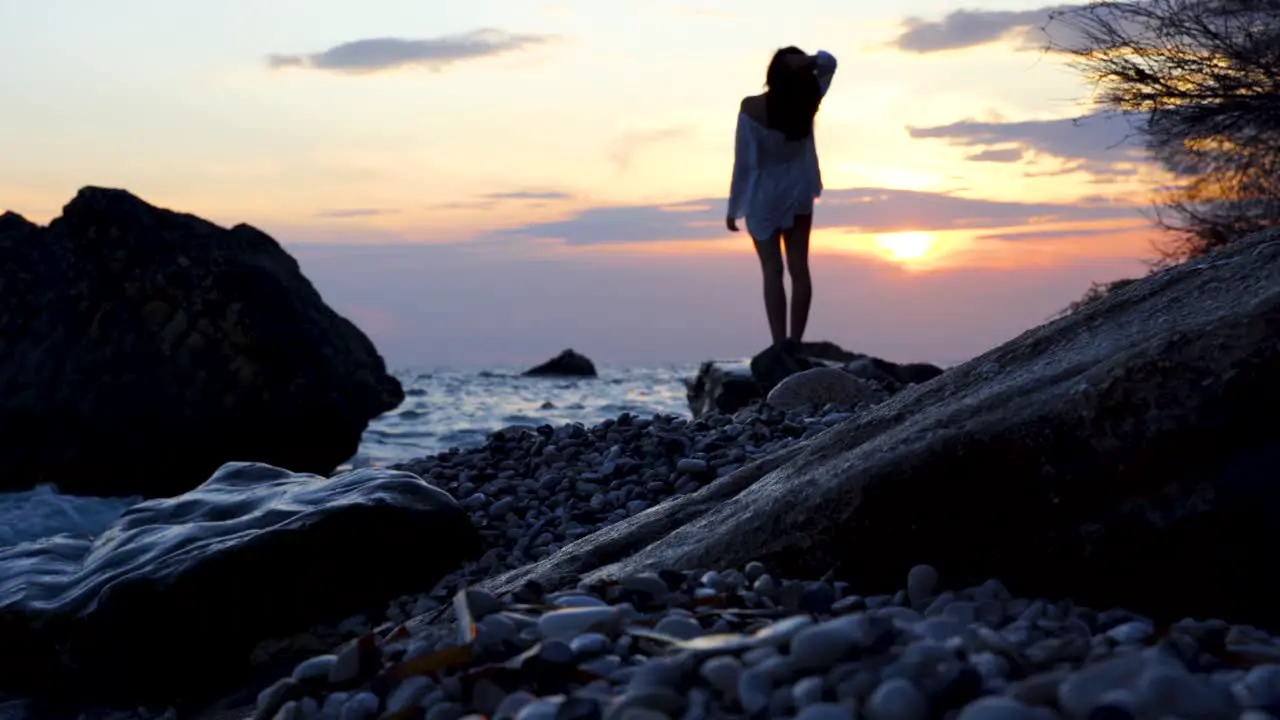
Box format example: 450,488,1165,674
0,188,403,497
684,360,765,419
686,341,943,418
0,462,482,704
488,228,1280,629
524,349,598,377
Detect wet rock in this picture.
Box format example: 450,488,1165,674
0,463,481,704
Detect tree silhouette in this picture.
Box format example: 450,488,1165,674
1048,0,1280,264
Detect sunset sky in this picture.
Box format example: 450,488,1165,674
0,0,1166,368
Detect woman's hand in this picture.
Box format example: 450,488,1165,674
726,216,739,232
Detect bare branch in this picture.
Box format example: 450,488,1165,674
1047,0,1280,262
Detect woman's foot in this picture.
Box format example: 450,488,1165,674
781,338,803,356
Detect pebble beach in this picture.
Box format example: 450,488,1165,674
217,402,1280,720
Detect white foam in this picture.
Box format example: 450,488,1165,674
0,484,139,548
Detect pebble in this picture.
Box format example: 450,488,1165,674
237,554,1280,720
204,405,1280,720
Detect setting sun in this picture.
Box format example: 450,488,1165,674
873,231,936,261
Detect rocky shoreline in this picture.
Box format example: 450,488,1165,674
3,191,1280,720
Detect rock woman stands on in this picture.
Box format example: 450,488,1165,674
726,46,837,354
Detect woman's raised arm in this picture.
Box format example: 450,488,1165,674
813,50,837,99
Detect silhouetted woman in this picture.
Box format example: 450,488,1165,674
727,46,837,352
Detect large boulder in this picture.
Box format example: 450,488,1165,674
482,228,1280,629
523,348,598,377
0,462,482,704
686,341,944,418
0,188,403,497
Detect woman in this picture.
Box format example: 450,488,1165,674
727,46,837,353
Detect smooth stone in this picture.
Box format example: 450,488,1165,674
955,696,1056,720
291,654,337,682
738,667,773,715
621,573,669,597
795,703,856,720
538,607,620,639
676,458,709,473
1235,665,1280,709
790,620,859,671
628,658,685,690
792,675,826,707
1133,666,1238,718
1057,653,1152,718
699,655,744,698
907,565,939,606
321,693,350,719
571,632,613,657
338,692,380,720
865,677,928,720
655,615,703,640
256,678,300,719
551,594,610,608
537,639,575,665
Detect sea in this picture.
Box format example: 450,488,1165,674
0,364,698,549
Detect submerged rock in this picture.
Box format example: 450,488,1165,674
0,187,403,497
488,227,1280,629
0,462,481,704
524,348,598,377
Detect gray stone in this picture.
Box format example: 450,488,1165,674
865,677,928,720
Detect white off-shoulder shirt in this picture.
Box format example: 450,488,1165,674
727,50,837,241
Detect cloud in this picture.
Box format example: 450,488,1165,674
483,191,572,200
486,186,1142,245
314,208,399,218
609,126,695,173
891,5,1075,53
966,147,1025,163
976,225,1143,242
266,29,554,74
431,190,573,211
909,112,1151,177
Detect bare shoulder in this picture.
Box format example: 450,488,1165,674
740,94,767,124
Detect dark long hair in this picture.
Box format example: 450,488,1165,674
765,46,822,142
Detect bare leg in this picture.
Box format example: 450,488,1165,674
782,213,813,343
753,232,788,346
